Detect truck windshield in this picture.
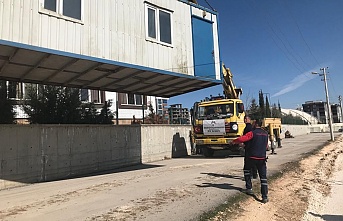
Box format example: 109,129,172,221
198,103,234,119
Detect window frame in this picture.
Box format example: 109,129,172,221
39,0,84,24
80,89,89,102
121,94,144,106
7,81,24,100
145,3,173,47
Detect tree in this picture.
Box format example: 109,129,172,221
79,102,98,124
282,114,307,125
270,100,282,118
24,84,82,124
24,84,115,124
271,103,281,118
258,90,265,119
0,80,15,123
147,103,156,124
97,101,114,124
247,98,259,120
265,96,271,118
57,87,82,123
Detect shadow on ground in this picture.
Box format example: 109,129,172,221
308,212,343,221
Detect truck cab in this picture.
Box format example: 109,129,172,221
191,97,245,157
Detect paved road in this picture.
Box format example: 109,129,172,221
0,133,333,221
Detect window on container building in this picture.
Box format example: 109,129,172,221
80,89,89,101
90,90,105,104
43,0,82,20
8,82,17,99
123,93,143,106
145,4,172,45
7,82,23,99
44,0,57,12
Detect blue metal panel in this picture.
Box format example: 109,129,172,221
192,16,215,79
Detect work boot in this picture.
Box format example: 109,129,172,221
244,189,253,195
262,198,269,203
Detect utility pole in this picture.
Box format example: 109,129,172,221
339,95,343,124
312,68,334,141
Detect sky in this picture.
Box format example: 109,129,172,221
168,0,343,110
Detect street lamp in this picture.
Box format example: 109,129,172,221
312,68,334,141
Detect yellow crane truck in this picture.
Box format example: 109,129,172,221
190,65,282,157
190,65,246,157
262,118,282,154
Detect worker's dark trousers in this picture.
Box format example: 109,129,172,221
244,156,257,178
244,158,268,199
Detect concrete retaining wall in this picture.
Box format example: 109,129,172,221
0,124,191,190
280,125,311,137
1,123,341,190
309,123,343,133
280,123,343,138
141,125,191,163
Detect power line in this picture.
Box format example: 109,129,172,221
203,0,216,11
247,0,311,76
259,5,311,73
281,0,322,67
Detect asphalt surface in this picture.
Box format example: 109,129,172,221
0,133,334,221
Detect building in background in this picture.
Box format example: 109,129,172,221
155,97,169,123
5,81,168,125
168,104,190,124
302,100,342,124
331,103,342,123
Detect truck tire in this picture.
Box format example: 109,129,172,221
202,147,214,157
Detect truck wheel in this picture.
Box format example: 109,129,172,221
202,147,214,157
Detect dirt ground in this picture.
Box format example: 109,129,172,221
211,135,343,221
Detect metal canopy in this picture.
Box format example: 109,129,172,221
0,40,221,98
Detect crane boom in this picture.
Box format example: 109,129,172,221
222,65,242,99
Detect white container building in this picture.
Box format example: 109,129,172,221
0,0,222,123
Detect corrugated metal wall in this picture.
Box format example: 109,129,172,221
0,0,220,78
